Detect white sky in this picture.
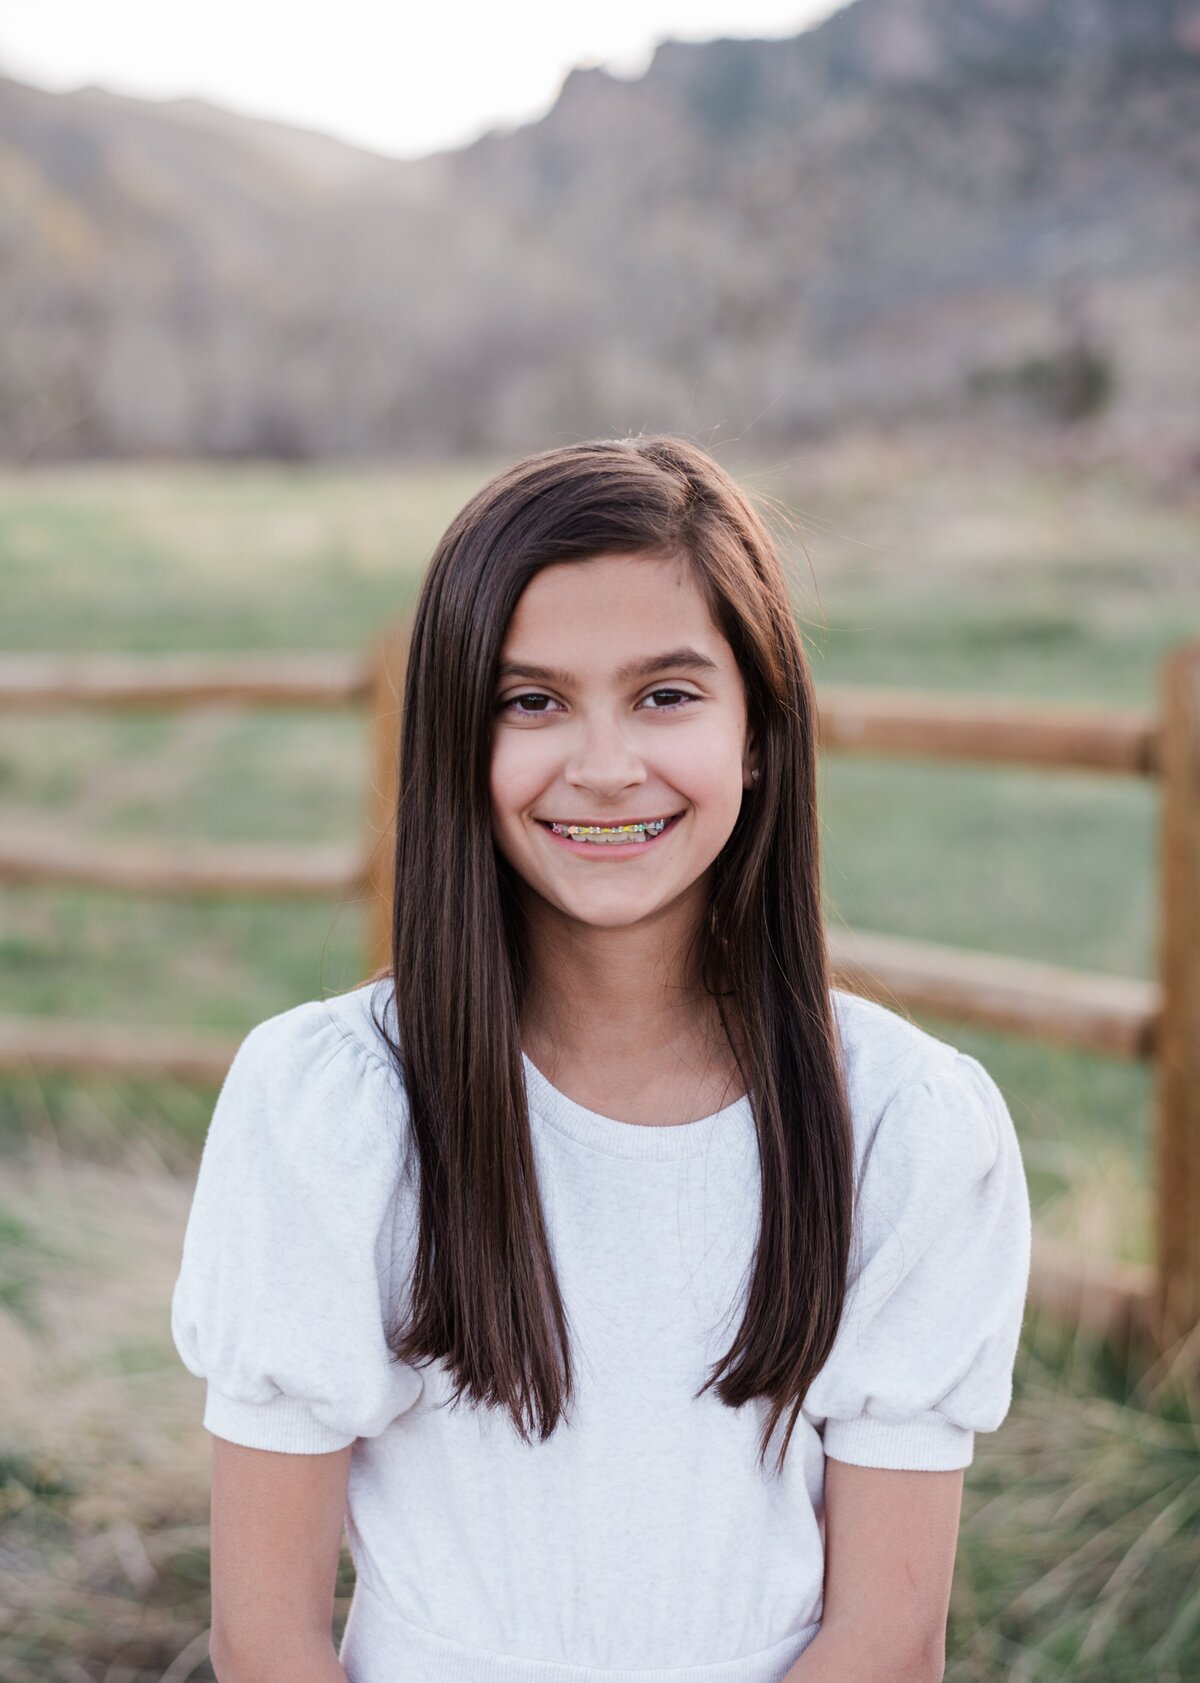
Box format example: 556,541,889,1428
0,1,846,159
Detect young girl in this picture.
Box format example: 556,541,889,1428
171,435,1032,1683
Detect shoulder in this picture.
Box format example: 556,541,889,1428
174,978,424,1449
808,993,1031,1468
230,976,401,1090
321,975,402,1078
830,984,961,1100
210,981,408,1181
234,978,395,1073
830,986,1007,1185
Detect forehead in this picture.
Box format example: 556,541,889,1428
501,552,728,664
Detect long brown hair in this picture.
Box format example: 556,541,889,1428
369,434,856,1475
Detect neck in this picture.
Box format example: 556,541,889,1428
516,882,730,1074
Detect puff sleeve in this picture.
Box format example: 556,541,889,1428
170,1000,424,1453
804,1050,1032,1471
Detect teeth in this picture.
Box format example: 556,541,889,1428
548,817,671,843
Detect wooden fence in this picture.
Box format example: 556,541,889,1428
1,630,1196,1365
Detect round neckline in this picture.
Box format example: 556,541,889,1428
520,1051,752,1161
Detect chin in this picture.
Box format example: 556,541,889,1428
551,892,666,927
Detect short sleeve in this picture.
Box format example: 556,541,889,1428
170,1000,424,1453
804,1050,1032,1471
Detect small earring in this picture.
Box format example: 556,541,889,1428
751,769,759,782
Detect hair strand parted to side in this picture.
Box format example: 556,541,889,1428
368,434,857,1475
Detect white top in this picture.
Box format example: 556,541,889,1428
170,978,1032,1683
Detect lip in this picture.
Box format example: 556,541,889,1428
535,812,684,855
537,814,681,828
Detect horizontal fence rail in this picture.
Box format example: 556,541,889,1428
0,831,362,896
0,935,1157,1076
0,651,1160,769
0,1014,240,1085
828,928,1160,1061
819,685,1160,776
0,652,372,708
0,630,1196,1367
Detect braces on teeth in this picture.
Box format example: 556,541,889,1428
549,818,670,838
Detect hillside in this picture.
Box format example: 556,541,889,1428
1,0,1198,459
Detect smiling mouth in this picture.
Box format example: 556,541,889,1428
536,814,682,846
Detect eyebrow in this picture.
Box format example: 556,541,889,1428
496,647,721,686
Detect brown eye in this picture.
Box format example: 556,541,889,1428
642,689,698,710
501,692,558,715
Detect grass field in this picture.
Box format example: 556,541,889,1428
1,432,1198,1680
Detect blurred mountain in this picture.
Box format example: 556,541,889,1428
2,0,1198,459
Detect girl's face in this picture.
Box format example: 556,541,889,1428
489,551,757,936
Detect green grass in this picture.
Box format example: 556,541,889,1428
0,441,1197,1681
0,447,1185,1223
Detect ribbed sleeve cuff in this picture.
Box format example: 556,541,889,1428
823,1409,975,1470
203,1385,357,1454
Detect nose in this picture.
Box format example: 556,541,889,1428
562,711,648,797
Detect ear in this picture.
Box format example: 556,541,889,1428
742,726,759,790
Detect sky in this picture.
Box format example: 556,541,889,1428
0,1,847,160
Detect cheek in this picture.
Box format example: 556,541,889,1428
663,729,744,808
489,732,544,820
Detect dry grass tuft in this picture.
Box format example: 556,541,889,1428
0,1138,218,1682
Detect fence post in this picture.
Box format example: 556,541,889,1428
1155,635,1200,1351
363,616,412,983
